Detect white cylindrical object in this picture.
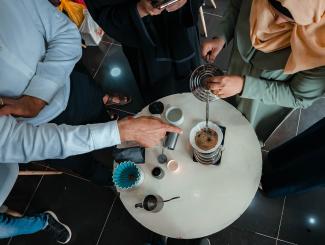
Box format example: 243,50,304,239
165,106,184,126
167,160,179,172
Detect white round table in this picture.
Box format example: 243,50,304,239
118,93,262,239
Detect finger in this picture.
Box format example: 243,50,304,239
209,48,220,62
164,124,183,134
167,0,186,9
146,0,163,14
208,82,224,91
201,43,212,58
151,8,163,15
205,76,223,84
1,97,17,106
211,89,223,97
0,105,16,116
166,0,186,12
207,55,214,64
144,1,155,12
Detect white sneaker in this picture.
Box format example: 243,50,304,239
44,211,72,244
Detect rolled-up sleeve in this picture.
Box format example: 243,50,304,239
23,0,82,103
0,116,121,164
241,67,325,109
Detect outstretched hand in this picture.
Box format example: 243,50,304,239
201,38,226,63
117,116,182,148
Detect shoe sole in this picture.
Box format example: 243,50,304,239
45,211,72,244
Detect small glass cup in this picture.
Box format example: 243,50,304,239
167,160,179,172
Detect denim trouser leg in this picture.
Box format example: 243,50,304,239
0,213,47,239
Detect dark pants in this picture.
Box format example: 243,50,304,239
261,117,325,197
47,62,113,185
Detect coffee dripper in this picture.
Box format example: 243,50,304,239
189,64,224,165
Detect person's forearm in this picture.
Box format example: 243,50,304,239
0,116,120,164
241,75,323,109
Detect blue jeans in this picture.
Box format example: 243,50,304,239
0,213,47,239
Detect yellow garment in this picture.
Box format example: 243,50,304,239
250,0,325,74
58,0,85,27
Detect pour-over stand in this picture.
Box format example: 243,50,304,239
189,64,224,165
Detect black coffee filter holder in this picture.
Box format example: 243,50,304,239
193,125,226,166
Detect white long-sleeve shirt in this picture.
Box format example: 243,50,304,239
0,0,121,205
1,0,81,125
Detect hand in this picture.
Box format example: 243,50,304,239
137,0,164,18
0,95,46,118
166,0,187,12
201,38,226,63
205,75,245,98
117,116,182,148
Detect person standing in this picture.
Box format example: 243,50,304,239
201,0,325,142
85,0,203,103
0,0,181,184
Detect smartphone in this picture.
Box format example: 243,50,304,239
151,0,180,10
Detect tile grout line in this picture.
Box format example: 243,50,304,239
264,109,296,146
95,195,118,245
277,238,299,245
276,196,287,242
7,175,45,245
22,175,44,215
93,43,113,79
35,163,91,183
254,232,277,240
254,231,297,245
295,109,302,136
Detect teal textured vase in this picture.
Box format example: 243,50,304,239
113,161,144,190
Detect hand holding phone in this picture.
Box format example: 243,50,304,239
151,0,181,10
137,0,164,17
163,0,187,12
137,0,187,18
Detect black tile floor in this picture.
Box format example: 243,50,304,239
2,2,325,245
